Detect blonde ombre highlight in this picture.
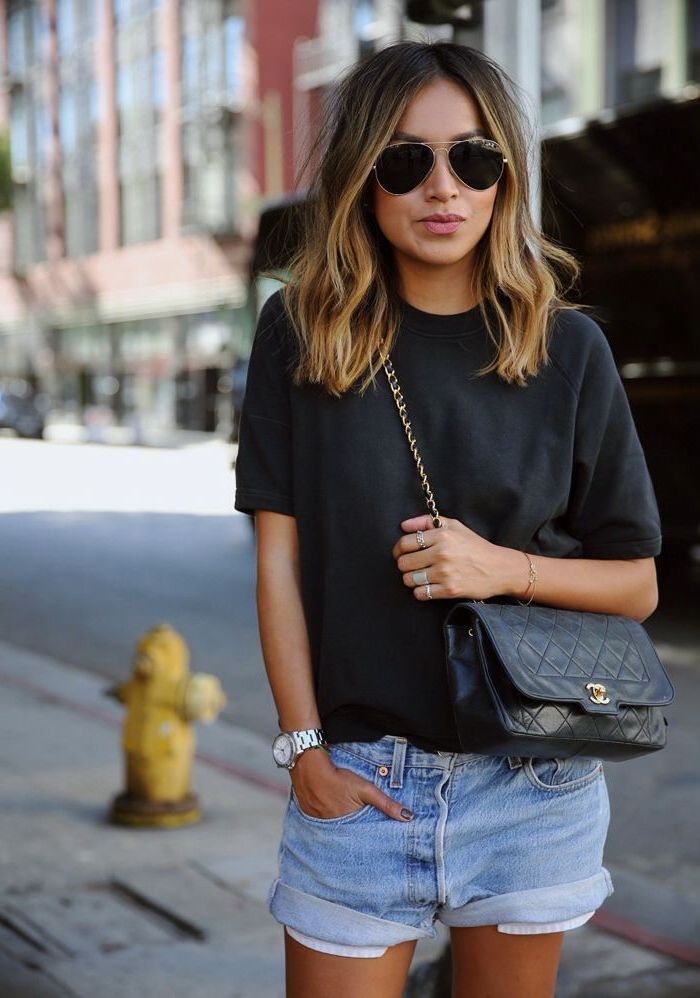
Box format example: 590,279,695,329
278,41,583,396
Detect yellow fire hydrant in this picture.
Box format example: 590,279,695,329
108,623,226,828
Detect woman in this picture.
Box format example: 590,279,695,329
234,41,661,998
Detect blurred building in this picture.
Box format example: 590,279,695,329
293,1,405,176
2,0,700,434
0,0,318,432
539,0,699,123
293,0,700,133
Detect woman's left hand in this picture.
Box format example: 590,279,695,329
392,514,519,601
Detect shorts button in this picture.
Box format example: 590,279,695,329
378,765,389,776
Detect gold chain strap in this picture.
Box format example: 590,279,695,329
382,354,443,529
382,351,538,606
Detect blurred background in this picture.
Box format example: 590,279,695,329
1,2,699,996
0,0,699,566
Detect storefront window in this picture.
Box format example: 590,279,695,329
541,0,581,125
58,0,98,257
8,4,28,76
606,0,666,106
116,1,163,245
689,0,700,81
224,15,245,106
8,0,50,269
10,93,30,172
180,0,243,233
56,0,76,55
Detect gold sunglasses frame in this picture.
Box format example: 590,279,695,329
372,137,508,196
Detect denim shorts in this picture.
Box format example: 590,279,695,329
269,735,613,957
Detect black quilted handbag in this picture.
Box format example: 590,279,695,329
382,354,674,762
443,599,673,760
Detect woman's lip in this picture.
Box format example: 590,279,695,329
421,218,464,234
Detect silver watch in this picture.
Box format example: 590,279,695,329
272,727,327,770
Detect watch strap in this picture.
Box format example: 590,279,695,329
291,727,326,753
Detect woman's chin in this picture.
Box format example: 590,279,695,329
404,241,478,267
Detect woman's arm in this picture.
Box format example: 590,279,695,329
500,550,659,622
255,510,412,821
255,510,321,733
394,514,659,622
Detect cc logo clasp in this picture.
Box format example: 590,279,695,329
586,682,610,705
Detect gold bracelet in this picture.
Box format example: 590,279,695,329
516,551,537,607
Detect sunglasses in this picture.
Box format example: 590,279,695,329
372,137,507,196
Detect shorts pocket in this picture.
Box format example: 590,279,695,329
522,755,603,793
289,743,383,824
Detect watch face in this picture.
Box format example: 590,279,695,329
272,733,295,767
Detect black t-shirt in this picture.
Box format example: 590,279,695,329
234,290,662,751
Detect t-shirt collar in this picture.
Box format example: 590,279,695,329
398,295,485,337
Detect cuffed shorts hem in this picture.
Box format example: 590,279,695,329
284,908,597,957
269,878,436,948
497,909,595,935
270,868,613,955
439,869,613,928
285,926,389,958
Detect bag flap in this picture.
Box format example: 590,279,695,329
444,601,674,715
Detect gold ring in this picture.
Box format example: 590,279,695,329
425,583,432,600
416,530,427,550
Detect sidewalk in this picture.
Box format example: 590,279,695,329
1,642,699,997
42,413,230,451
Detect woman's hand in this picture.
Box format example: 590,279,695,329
290,747,414,821
392,514,525,601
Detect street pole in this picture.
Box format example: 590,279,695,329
454,0,542,229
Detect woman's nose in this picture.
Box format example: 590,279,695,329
424,148,459,196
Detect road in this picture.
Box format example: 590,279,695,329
0,435,273,738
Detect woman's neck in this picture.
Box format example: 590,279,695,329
395,256,478,315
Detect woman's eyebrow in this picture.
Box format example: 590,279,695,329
390,129,486,141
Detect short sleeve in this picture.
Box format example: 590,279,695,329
565,322,662,558
234,292,295,517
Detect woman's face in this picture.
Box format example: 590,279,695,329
370,77,500,274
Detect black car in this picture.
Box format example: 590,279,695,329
0,383,46,439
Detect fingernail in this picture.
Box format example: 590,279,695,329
400,808,414,820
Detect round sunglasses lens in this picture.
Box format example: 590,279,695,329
375,143,433,195
449,141,504,190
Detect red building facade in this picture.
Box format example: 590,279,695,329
0,0,319,432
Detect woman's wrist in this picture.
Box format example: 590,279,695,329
290,744,335,782
501,547,536,599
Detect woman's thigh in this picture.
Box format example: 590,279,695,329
450,925,564,998
284,929,417,998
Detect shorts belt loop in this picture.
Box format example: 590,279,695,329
389,737,407,789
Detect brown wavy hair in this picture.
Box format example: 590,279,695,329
276,41,583,396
